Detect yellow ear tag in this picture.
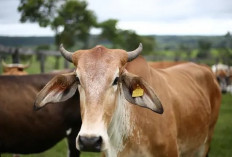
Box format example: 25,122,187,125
132,84,144,97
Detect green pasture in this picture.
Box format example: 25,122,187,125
209,94,232,157
2,94,232,157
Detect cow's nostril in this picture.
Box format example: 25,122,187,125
78,136,85,150
96,136,102,145
78,136,102,152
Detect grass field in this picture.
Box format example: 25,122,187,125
2,94,231,157
209,94,232,157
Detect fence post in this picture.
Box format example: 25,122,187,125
40,53,45,73
12,48,20,63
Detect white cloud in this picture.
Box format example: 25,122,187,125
118,18,232,35
86,0,232,35
87,0,232,22
0,0,231,36
0,23,54,36
0,0,20,23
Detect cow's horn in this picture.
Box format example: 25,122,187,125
22,62,30,69
1,60,10,68
60,44,73,63
127,43,143,62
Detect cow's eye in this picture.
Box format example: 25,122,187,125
76,77,80,84
112,77,119,86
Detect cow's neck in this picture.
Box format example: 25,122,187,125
107,85,132,157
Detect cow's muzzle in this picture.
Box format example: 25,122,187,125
78,135,102,152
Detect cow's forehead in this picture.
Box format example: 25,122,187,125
74,47,127,87
74,46,126,102
72,45,128,69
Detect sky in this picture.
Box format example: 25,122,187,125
0,0,232,36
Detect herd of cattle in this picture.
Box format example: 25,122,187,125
0,43,228,157
212,63,232,94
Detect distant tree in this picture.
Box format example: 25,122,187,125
225,31,232,49
97,19,119,46
218,32,232,64
197,40,212,59
18,0,154,54
140,36,156,55
52,1,97,48
98,20,155,53
117,30,142,50
176,43,191,60
18,0,57,27
18,0,97,49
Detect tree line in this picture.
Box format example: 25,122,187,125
18,0,155,54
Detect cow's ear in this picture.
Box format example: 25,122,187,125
121,72,163,114
34,72,78,110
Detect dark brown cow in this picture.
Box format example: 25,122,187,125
0,74,81,157
34,44,221,157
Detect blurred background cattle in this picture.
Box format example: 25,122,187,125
0,0,232,157
212,63,232,94
1,60,30,75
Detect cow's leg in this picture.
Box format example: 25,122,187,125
206,147,210,157
67,127,80,157
202,142,211,157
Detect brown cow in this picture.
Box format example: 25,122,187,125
1,61,29,75
148,61,186,69
0,74,81,157
35,44,221,157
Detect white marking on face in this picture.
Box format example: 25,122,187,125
75,68,121,152
107,82,132,155
76,66,134,156
76,119,109,151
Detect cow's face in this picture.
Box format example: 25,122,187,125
73,46,127,152
34,44,163,153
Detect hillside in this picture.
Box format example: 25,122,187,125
0,36,54,47
0,35,226,50
154,35,225,50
